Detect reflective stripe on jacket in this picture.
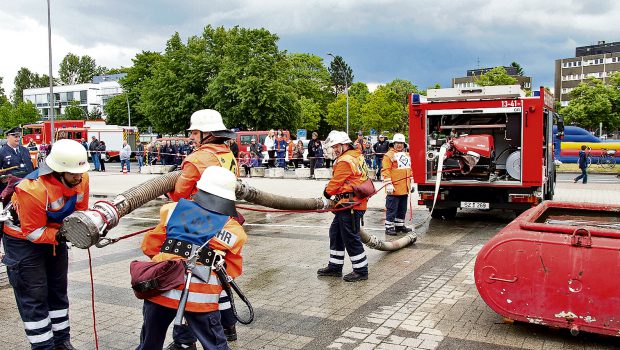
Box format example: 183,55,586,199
141,202,247,312
381,149,412,195
168,144,238,202
325,149,369,210
3,172,89,244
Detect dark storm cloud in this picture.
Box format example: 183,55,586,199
3,0,620,89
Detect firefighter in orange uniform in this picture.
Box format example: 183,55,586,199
169,109,238,202
317,131,370,282
2,139,90,350
166,109,240,350
381,133,413,235
137,166,247,350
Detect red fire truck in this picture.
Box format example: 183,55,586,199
409,85,564,219
22,120,87,146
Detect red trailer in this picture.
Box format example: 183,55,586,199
475,201,620,337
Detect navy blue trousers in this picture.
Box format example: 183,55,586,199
2,235,70,350
327,210,368,274
173,301,236,345
385,195,408,229
136,300,229,350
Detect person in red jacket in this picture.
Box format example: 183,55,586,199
166,109,240,350
317,131,370,282
2,139,90,350
381,133,413,235
137,166,247,350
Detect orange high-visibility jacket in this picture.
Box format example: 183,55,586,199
381,148,412,195
141,202,247,313
324,149,369,210
4,173,89,244
168,144,238,202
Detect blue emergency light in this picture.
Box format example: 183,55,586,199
411,93,421,104
533,91,540,97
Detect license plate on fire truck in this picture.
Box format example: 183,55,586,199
461,201,490,209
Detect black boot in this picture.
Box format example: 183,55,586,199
343,271,368,282
396,226,412,233
224,325,237,341
54,341,79,350
164,342,197,350
317,266,342,277
385,227,397,236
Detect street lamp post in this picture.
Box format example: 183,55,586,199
125,93,131,127
47,0,55,144
328,53,349,135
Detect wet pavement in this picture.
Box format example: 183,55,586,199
1,174,619,350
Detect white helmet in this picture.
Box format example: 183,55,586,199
393,133,406,143
324,130,352,148
196,166,237,201
45,139,90,174
187,109,227,132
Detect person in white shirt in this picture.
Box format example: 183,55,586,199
120,140,132,172
263,129,276,168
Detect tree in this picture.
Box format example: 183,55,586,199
62,100,86,120
326,94,362,131
474,66,518,86
0,76,6,102
360,86,402,133
202,26,299,131
510,62,525,76
385,79,418,128
298,97,322,131
328,55,354,94
0,100,39,131
561,76,620,131
58,53,105,85
10,68,57,105
106,51,162,127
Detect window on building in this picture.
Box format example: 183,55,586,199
80,90,87,104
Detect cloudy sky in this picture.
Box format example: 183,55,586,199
1,0,619,98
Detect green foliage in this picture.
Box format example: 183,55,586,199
58,53,105,85
326,94,362,131
348,82,369,102
104,94,131,125
328,55,354,94
474,67,518,86
11,68,55,105
298,97,322,131
62,100,86,120
0,100,40,131
360,86,402,133
0,76,5,101
561,76,620,131
385,79,418,128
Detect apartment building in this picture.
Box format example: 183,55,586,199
23,73,126,120
554,41,620,107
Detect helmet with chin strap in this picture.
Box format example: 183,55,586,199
187,109,236,141
324,130,352,148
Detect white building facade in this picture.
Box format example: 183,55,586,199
23,73,126,120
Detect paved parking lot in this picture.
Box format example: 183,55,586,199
0,173,619,349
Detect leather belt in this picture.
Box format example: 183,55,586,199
161,238,217,267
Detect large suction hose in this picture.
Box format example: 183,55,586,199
62,171,415,251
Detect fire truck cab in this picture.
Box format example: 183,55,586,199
409,85,563,218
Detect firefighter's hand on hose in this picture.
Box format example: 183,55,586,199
385,183,395,195
56,227,67,243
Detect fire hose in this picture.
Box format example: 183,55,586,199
61,171,416,252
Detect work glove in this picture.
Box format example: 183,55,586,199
385,183,395,195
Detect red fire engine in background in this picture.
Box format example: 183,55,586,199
21,120,87,146
409,85,564,218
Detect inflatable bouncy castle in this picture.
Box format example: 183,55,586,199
553,125,619,163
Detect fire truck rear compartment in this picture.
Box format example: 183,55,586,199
426,112,522,183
